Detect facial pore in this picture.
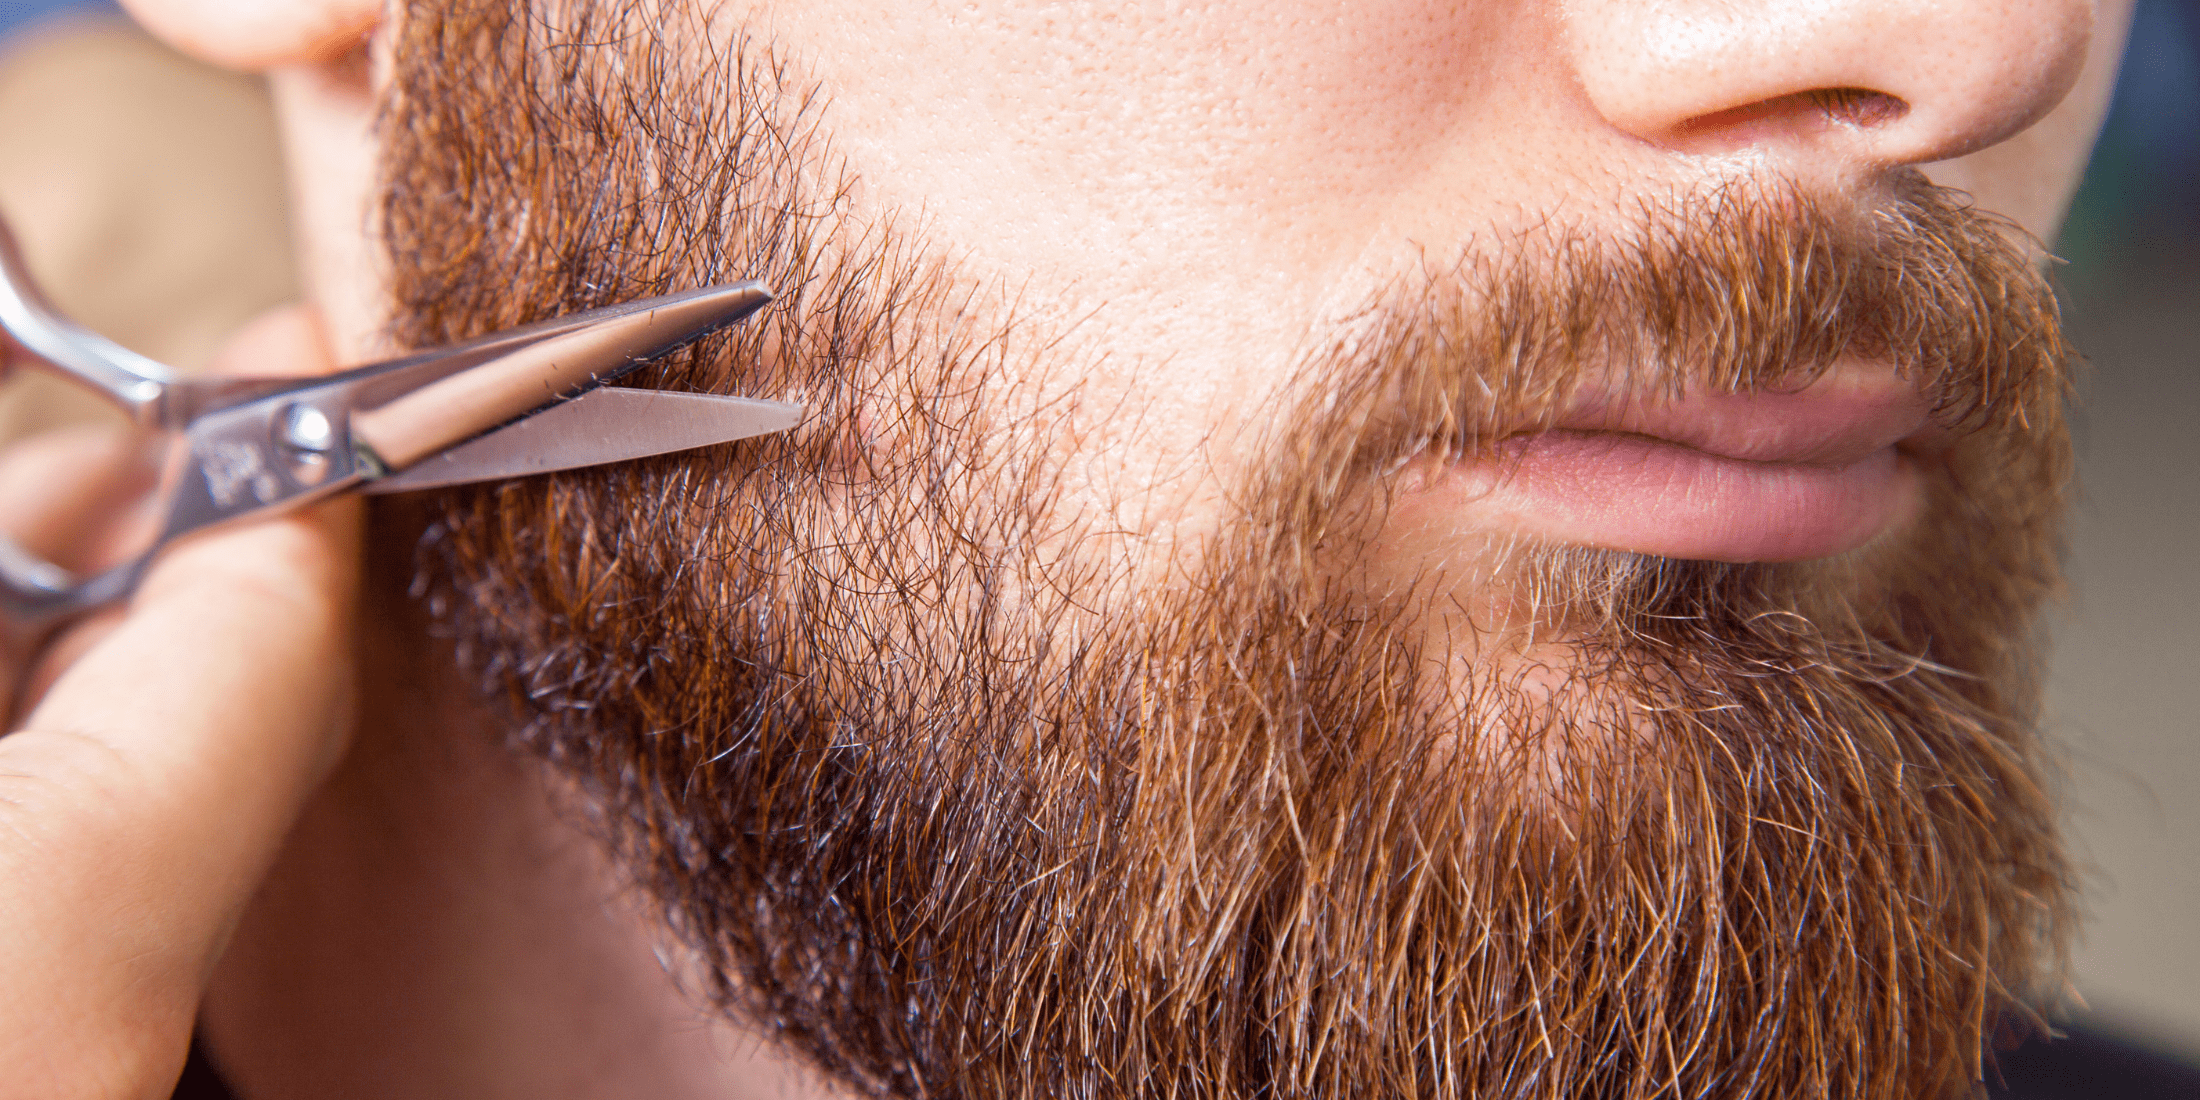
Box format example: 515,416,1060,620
378,3,2074,1096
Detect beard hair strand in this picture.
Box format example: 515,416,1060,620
377,2,2074,1096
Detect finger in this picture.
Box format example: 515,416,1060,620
0,307,340,720
0,429,145,715
0,427,160,567
0,306,358,1097
0,506,357,1096
11,606,124,727
204,304,332,378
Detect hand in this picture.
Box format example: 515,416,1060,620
0,308,360,1100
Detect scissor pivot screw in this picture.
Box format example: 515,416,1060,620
278,402,337,454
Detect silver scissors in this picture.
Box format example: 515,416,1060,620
0,213,798,646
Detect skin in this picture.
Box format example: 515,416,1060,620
0,0,2134,1095
0,310,356,1100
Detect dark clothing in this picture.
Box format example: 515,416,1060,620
1986,1026,2200,1099
173,1023,2200,1098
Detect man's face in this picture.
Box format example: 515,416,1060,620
366,0,2107,1095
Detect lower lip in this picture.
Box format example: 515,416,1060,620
1399,431,1919,563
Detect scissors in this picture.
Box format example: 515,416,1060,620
0,213,798,647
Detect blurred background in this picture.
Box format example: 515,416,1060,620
0,0,2194,1090
2037,0,2200,1071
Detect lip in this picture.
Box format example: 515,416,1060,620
1396,365,1935,563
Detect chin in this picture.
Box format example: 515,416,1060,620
380,3,2078,1092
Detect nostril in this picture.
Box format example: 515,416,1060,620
1665,87,1911,151
1801,88,1909,129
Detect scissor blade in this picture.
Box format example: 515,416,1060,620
362,388,803,494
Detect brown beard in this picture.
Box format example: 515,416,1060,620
377,2,2075,1096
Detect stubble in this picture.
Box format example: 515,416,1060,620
378,2,2075,1096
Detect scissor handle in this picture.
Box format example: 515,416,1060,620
0,380,366,655
0,215,180,426
0,556,142,653
0,210,772,649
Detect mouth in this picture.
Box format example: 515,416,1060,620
1389,363,1935,563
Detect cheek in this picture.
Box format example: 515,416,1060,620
832,415,872,481
728,0,1558,389
772,1,1499,241
1922,0,2133,241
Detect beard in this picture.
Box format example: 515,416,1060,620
376,2,2075,1096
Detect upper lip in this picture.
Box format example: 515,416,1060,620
1540,367,1936,467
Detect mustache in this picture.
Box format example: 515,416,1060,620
376,5,2077,1093
1254,174,2067,536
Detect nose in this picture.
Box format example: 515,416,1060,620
1563,0,2095,166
